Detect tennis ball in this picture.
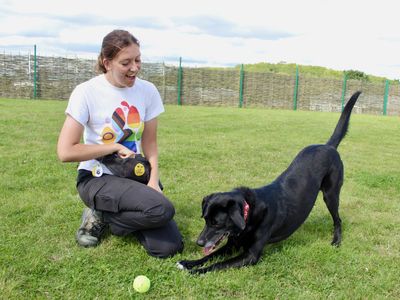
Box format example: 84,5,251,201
133,275,151,293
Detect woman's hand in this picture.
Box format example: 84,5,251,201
116,146,136,159
147,180,162,193
141,118,162,193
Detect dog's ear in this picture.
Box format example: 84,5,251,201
229,202,246,230
201,194,214,218
202,193,233,218
236,187,254,202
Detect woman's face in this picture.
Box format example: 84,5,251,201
104,43,141,88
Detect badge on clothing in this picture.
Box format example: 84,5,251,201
97,153,151,184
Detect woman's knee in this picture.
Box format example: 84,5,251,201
147,239,184,259
143,196,175,226
137,220,183,258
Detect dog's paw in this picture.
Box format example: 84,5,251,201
177,260,196,270
176,262,186,270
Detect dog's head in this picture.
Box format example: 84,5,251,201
197,189,251,255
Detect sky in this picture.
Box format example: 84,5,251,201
1,0,399,79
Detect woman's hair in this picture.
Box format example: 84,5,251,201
96,30,140,74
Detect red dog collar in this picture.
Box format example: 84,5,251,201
243,200,250,222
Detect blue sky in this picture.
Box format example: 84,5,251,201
1,0,399,79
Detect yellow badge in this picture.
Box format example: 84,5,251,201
92,163,103,177
134,163,145,177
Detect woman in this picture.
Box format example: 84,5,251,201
57,29,183,258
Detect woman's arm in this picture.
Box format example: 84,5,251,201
57,115,134,162
141,118,162,193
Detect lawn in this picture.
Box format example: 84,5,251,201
0,98,399,299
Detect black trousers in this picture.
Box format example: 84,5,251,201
77,174,183,258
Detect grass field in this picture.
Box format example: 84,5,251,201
0,98,399,299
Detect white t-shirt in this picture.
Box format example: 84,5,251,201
66,74,164,174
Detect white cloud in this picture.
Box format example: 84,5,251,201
1,0,399,79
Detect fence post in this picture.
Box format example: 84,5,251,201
162,62,166,103
341,72,348,111
293,65,299,110
383,79,390,115
177,57,182,106
239,64,244,108
33,44,37,99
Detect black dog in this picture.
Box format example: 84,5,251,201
178,91,361,274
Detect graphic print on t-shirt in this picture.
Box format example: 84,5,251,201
101,100,144,153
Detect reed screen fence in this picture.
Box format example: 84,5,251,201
1,53,398,116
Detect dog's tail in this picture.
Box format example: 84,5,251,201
326,91,361,149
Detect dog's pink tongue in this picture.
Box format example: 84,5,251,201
203,246,213,255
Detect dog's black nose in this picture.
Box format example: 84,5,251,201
196,237,205,247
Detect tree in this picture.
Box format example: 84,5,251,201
345,70,369,81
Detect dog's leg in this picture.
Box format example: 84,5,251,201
189,250,259,274
324,193,342,246
190,227,273,274
322,174,343,246
178,242,235,270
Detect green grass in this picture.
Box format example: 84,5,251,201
0,98,399,299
